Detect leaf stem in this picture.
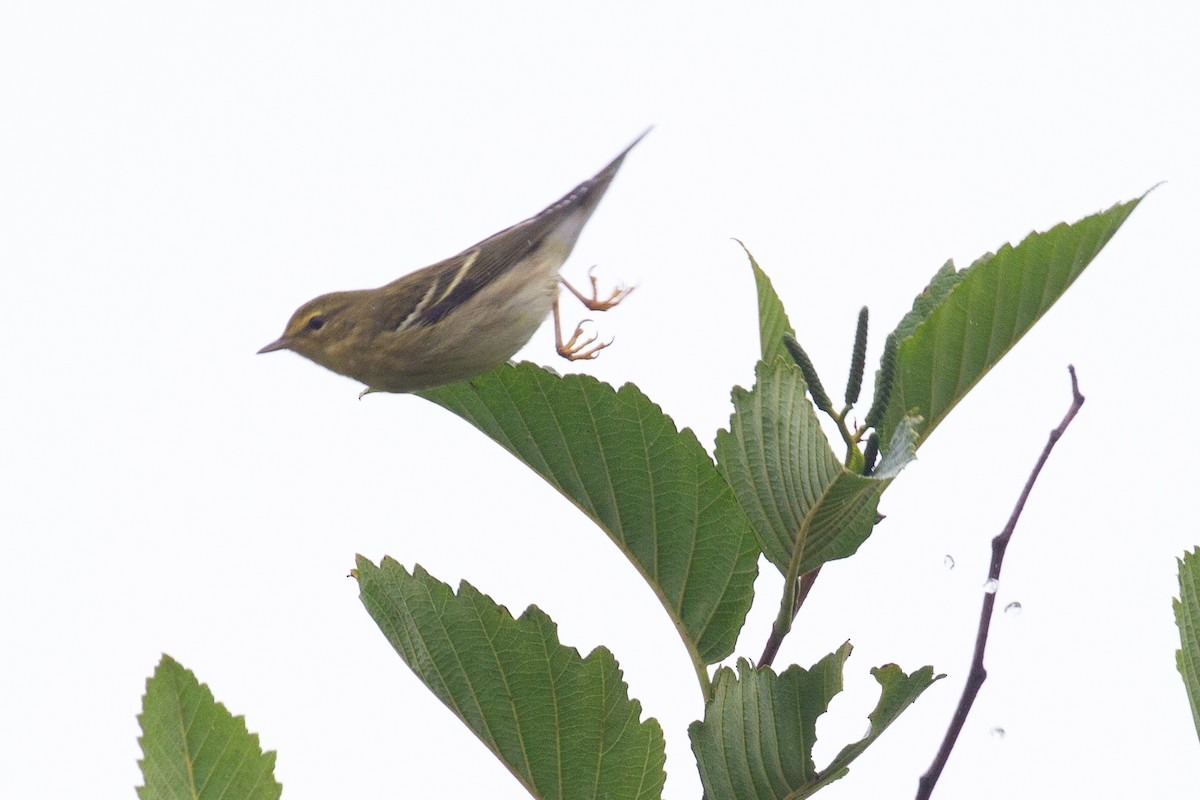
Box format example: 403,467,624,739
759,568,822,667
759,493,828,668
693,659,713,701
829,409,854,451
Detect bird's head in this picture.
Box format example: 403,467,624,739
258,291,364,372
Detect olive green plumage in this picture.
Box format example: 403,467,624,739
260,131,648,393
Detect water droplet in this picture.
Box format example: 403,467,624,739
982,578,999,594
1005,601,1023,615
990,727,1006,739
944,555,956,570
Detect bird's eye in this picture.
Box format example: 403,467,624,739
306,315,326,331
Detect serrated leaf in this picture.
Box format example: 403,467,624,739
419,363,760,670
690,647,848,800
137,655,281,800
689,645,939,800
880,196,1144,448
890,259,964,344
1175,547,1200,743
740,241,796,365
819,662,942,788
715,361,918,575
357,558,666,800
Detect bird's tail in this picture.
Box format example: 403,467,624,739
538,127,652,252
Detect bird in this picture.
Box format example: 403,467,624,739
258,130,648,393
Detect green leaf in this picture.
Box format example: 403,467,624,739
137,655,281,800
715,360,918,575
419,363,760,675
891,260,964,344
357,558,667,800
879,196,1144,449
689,645,940,800
1175,547,1200,743
740,240,796,365
819,662,942,788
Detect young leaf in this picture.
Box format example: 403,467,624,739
137,655,281,800
879,196,1144,449
357,558,667,800
1175,547,1200,742
739,240,797,365
419,363,760,674
689,644,940,800
715,360,918,575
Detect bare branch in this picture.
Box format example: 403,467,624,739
916,366,1085,800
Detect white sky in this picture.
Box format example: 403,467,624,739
3,2,1198,798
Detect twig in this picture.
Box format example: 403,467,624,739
916,365,1085,800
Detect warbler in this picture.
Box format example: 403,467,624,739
258,130,648,393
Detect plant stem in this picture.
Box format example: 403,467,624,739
760,566,823,668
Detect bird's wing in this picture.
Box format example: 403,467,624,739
376,130,648,331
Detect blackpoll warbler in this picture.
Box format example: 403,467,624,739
259,131,648,393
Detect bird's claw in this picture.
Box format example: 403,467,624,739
557,319,614,361
563,266,635,312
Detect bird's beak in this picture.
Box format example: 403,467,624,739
257,336,291,354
